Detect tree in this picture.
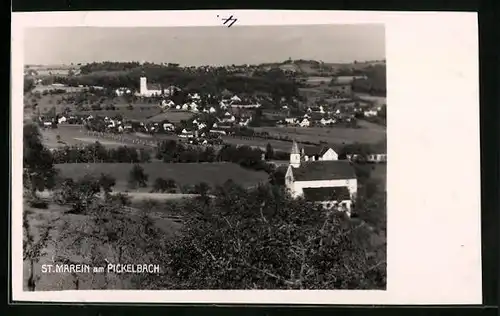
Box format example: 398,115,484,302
54,176,101,214
99,173,116,195
24,210,52,291
265,143,274,160
157,183,385,290
54,197,161,289
152,177,176,193
139,148,152,163
24,77,35,93
128,164,149,189
23,123,58,197
193,182,211,197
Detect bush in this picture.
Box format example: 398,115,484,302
127,164,149,189
27,198,49,209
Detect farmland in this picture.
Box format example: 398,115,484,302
74,106,163,121
222,135,295,152
146,110,195,123
253,123,386,146
40,125,155,149
55,161,269,190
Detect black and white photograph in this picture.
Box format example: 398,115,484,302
21,23,387,291
12,10,481,305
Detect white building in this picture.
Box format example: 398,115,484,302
299,118,310,127
285,141,357,216
364,109,378,117
139,77,163,97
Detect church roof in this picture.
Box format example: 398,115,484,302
302,145,332,157
302,186,351,202
292,160,356,181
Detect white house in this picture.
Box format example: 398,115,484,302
299,118,310,127
231,95,241,102
181,103,190,111
285,141,357,216
364,109,378,117
162,100,175,108
209,106,217,113
301,145,339,162
163,123,175,131
285,117,298,125
190,102,199,112
139,77,163,97
115,87,131,96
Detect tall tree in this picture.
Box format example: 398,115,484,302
23,123,58,197
128,164,149,189
265,143,274,160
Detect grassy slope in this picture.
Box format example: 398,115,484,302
55,162,269,190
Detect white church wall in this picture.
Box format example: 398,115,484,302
292,179,358,199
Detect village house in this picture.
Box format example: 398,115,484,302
115,87,132,96
285,141,358,216
299,118,310,127
301,145,339,162
364,109,378,117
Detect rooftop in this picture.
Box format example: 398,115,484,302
302,145,330,157
302,186,351,202
147,83,163,90
292,160,356,181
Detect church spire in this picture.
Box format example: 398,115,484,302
291,139,300,155
290,139,301,168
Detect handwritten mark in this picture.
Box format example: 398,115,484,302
217,15,237,27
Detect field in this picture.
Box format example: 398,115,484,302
254,122,386,146
40,125,157,149
146,110,195,123
354,93,387,106
74,106,163,121
25,90,164,121
305,76,333,85
55,162,269,190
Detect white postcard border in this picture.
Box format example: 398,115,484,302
11,10,482,304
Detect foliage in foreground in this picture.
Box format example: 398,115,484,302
146,183,386,290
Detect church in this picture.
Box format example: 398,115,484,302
285,141,358,216
139,76,163,97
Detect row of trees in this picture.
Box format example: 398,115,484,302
51,143,152,164
351,64,387,96
46,62,301,100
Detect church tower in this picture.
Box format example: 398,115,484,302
290,140,301,168
140,77,148,96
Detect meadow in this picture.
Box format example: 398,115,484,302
222,135,295,152
55,161,269,190
74,106,163,121
40,125,156,149
146,110,195,123
254,123,386,146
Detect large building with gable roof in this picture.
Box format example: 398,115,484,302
285,140,358,215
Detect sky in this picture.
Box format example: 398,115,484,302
24,24,385,66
